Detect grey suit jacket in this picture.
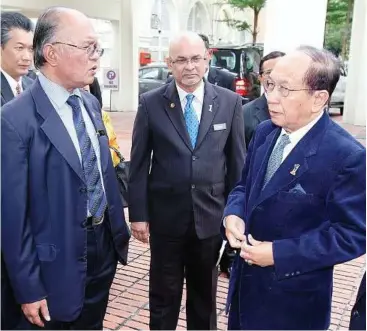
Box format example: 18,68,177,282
1,72,34,106
128,81,246,239
243,94,270,148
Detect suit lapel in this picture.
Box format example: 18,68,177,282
81,93,110,174
195,83,218,149
247,128,280,213
22,76,34,90
250,112,330,216
1,73,15,103
30,79,85,182
163,81,193,151
255,94,270,123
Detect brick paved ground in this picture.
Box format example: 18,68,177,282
104,109,365,330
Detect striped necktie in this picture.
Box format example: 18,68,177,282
15,83,21,96
67,95,107,224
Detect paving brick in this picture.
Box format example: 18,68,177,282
104,313,125,325
103,320,119,330
124,319,150,330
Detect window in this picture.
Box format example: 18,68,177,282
211,50,236,71
140,67,160,79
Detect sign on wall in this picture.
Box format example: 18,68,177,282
103,68,119,90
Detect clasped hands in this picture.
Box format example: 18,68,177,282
225,215,274,267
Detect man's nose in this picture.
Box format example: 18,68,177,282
266,90,280,104
22,50,32,61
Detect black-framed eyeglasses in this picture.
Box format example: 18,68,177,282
51,42,104,58
259,69,272,77
264,78,313,97
170,55,207,66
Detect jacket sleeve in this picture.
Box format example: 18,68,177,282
102,111,121,167
273,149,366,280
224,95,246,196
1,116,47,304
128,95,152,222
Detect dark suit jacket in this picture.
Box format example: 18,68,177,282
1,72,34,106
166,67,236,92
223,113,366,330
243,94,270,148
89,77,103,108
1,79,130,321
350,273,366,330
1,70,35,330
128,81,245,239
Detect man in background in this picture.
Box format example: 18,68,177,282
1,11,35,330
1,11,34,106
243,51,285,147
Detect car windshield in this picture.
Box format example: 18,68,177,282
211,50,236,71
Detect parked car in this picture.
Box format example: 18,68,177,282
138,63,170,95
210,43,264,102
330,66,347,115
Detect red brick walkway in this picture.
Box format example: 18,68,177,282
104,110,365,330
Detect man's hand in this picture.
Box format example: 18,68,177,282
225,215,246,248
21,299,50,327
131,222,150,243
240,234,274,267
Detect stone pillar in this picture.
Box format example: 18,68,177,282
263,0,328,55
343,0,366,126
110,0,140,111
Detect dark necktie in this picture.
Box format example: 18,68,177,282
67,95,107,223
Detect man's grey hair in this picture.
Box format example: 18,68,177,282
1,12,34,47
33,7,66,69
297,45,341,100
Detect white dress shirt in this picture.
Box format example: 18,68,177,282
276,111,324,163
38,73,105,216
176,80,205,122
1,69,23,96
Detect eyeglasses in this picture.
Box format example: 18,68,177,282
259,69,272,77
51,42,104,58
264,78,313,97
170,55,206,66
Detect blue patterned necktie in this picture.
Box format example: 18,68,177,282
262,133,291,189
67,95,107,223
184,94,199,148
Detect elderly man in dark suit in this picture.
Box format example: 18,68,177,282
243,51,285,148
1,12,34,106
224,46,365,330
1,7,130,330
128,32,245,330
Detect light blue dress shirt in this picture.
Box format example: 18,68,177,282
38,73,105,215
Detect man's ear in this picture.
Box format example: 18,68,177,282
312,90,329,112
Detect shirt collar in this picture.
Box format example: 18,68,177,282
1,68,22,91
176,79,205,104
281,111,325,145
38,72,81,108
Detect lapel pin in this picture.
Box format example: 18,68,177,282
209,105,213,112
290,164,300,176
170,103,175,108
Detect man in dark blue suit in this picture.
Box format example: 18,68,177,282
1,7,130,330
223,46,366,330
128,32,245,330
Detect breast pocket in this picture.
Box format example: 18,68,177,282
277,191,321,205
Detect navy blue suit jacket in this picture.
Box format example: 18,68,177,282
223,112,366,330
1,79,130,321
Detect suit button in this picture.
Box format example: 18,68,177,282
79,187,87,193
191,184,196,189
296,271,300,275
192,156,197,161
285,273,290,277
291,272,295,276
